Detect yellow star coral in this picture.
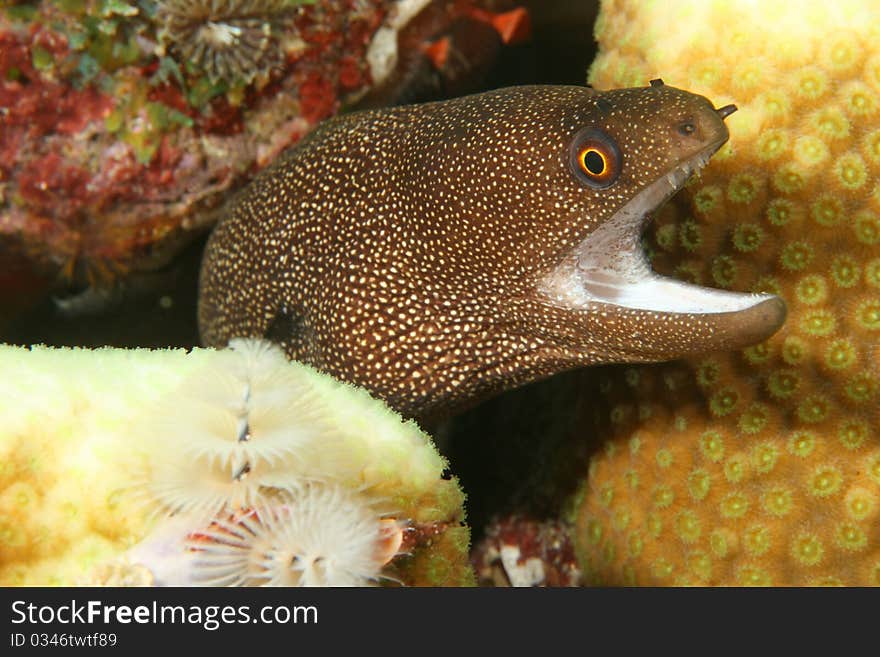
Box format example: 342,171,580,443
572,0,880,585
0,342,471,586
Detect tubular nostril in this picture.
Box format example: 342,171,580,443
716,104,738,120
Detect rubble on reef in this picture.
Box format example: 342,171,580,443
472,515,581,586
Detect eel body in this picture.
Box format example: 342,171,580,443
198,82,786,421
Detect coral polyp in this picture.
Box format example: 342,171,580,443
156,0,298,85
188,484,404,586
571,0,880,586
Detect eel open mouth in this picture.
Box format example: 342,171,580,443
542,132,778,319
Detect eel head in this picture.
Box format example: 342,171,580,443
531,80,786,364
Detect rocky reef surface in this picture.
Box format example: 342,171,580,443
0,0,526,329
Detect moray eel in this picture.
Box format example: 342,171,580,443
198,81,786,422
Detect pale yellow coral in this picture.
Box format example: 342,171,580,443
0,342,470,586
573,0,880,585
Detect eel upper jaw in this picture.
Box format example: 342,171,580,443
538,138,787,353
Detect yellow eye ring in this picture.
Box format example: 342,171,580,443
579,147,609,177
569,128,621,189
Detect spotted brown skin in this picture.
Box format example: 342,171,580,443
198,83,786,422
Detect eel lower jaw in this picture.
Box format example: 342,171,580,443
539,141,787,356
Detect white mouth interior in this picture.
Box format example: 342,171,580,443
540,145,774,315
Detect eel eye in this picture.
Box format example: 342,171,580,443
570,128,621,189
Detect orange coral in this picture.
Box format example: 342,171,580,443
572,0,880,585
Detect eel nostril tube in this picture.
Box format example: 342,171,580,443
715,103,737,120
